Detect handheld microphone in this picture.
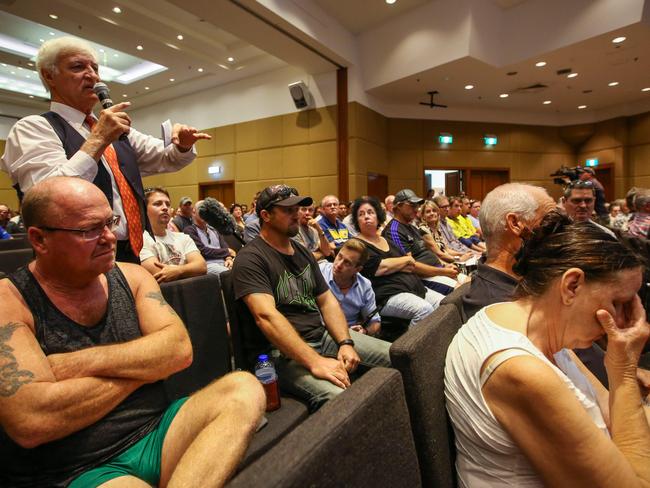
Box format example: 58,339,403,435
198,198,238,235
92,82,128,141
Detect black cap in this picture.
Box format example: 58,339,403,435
256,185,313,216
394,189,424,205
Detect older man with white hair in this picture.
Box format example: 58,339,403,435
462,183,555,319
1,36,210,263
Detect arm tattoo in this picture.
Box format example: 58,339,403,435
145,291,179,317
0,322,35,397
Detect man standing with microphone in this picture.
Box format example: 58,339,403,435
1,36,211,262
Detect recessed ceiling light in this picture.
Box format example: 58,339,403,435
227,56,235,62
612,36,626,43
49,14,58,19
386,0,397,3
608,81,619,87
49,32,55,36
568,72,578,78
0,63,6,67
112,7,122,14
136,45,143,50
26,75,30,78
176,34,183,40
122,94,127,97
144,86,150,90
39,38,45,43
642,87,650,92
169,78,175,82
17,67,22,70
578,105,587,109
27,62,34,66
10,71,15,75
99,48,105,53
535,61,546,67
499,93,509,98
543,100,552,105
197,67,203,72
113,53,118,57
464,84,474,90
29,95,34,98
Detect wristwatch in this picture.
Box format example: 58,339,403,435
338,338,355,348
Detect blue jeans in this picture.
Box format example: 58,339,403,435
381,289,443,327
206,260,229,275
273,330,391,412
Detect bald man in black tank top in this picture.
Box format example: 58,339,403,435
0,177,265,488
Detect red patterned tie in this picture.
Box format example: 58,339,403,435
85,115,143,256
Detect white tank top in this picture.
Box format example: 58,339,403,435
444,305,609,487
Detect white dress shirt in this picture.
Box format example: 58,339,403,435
1,102,196,239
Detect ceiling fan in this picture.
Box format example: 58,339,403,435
419,90,448,108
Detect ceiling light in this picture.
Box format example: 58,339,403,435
464,84,474,90
612,36,626,43
567,72,578,78
113,53,118,57
25,75,30,78
535,61,546,67
99,16,118,25
39,38,44,43
10,71,15,74
642,87,650,92
49,14,58,19
217,63,229,70
578,105,587,109
386,0,397,3
165,43,180,50
115,61,167,83
176,34,183,40
197,67,203,72
0,63,5,67
543,100,551,105
112,7,122,14
122,94,127,97
99,48,105,53
144,86,150,90
608,81,619,86
27,62,33,66
49,31,55,36
227,56,234,62
499,93,509,98
169,78,175,82
29,95,34,98
136,45,143,50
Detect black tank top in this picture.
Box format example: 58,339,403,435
0,266,169,488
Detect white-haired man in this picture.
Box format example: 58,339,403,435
1,36,211,263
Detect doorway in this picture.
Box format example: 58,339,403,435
424,167,509,200
200,181,236,207
594,164,614,202
367,172,388,201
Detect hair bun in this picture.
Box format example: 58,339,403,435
513,211,571,276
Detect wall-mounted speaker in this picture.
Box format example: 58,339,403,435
288,81,313,110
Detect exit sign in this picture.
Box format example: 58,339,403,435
586,158,599,167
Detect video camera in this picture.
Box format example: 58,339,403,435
550,166,582,186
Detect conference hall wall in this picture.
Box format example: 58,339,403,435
1,106,649,210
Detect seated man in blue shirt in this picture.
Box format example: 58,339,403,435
319,239,381,336
316,195,349,248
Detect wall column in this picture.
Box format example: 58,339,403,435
337,67,349,202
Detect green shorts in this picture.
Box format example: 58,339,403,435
69,397,188,488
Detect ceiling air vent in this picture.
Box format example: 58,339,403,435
557,68,572,75
512,83,548,94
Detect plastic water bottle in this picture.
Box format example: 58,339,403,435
254,354,281,411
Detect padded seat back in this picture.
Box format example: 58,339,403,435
390,303,463,488
228,368,422,488
0,248,34,274
440,281,470,322
0,238,32,251
160,274,231,400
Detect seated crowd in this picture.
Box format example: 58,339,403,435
1,174,650,486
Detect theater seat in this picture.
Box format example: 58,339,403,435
0,248,34,274
0,237,32,251
390,304,464,488
228,368,422,488
218,270,309,468
440,281,470,322
160,274,231,400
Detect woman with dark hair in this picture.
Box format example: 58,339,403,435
350,196,445,327
445,211,650,487
230,203,246,233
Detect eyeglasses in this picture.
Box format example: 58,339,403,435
260,185,298,210
41,215,120,241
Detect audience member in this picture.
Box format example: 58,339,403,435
230,203,246,233
578,167,607,216
627,188,650,239
462,183,555,319
383,189,460,295
172,196,194,232
446,211,650,487
338,201,349,219
319,239,382,336
467,199,482,236
1,37,210,263
351,196,443,326
184,200,234,275
7,206,25,234
233,185,390,411
140,187,207,282
433,195,477,255
608,201,623,229
0,224,10,240
292,204,332,262
0,204,10,229
418,200,474,263
384,195,395,221
317,194,349,248
563,180,596,223
0,176,264,487
446,196,485,252
243,192,262,243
